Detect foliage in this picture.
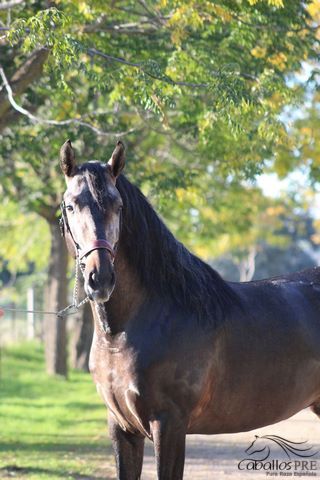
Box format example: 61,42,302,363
0,341,111,479
273,91,320,182
0,0,319,268
0,199,50,273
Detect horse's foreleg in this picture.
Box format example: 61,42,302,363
311,400,320,418
151,413,186,480
108,412,145,480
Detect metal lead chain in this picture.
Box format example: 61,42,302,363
57,256,89,318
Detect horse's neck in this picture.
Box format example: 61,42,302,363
94,247,147,335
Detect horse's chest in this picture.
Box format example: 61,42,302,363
89,336,148,435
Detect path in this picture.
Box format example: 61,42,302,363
103,408,320,479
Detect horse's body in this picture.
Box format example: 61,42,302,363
90,266,320,436
59,140,320,479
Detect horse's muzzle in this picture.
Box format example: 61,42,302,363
85,267,115,302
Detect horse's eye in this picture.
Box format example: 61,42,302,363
66,205,74,213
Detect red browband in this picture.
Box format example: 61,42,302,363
79,239,115,261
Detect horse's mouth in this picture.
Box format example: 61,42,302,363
87,285,114,303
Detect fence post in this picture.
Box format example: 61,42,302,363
0,308,3,381
10,302,16,341
27,287,35,339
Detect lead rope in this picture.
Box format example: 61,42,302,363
0,256,89,318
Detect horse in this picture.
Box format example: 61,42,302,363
59,139,320,480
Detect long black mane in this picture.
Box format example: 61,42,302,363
116,175,238,326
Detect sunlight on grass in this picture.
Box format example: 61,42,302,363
0,342,114,479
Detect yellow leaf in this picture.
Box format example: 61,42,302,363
211,5,232,22
268,52,287,70
248,0,284,6
311,233,320,245
307,0,320,21
251,46,267,58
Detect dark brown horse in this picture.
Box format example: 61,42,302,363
59,139,320,480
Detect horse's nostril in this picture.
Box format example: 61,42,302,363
87,269,115,293
89,271,99,290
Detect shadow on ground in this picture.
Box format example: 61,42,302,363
0,465,110,480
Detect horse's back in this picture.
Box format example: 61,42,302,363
231,265,320,288
229,266,320,321
227,266,320,367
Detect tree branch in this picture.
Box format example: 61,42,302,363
0,0,24,10
0,47,49,128
0,66,144,138
137,0,165,26
82,17,162,35
88,47,258,86
231,12,319,33
87,48,209,88
87,47,141,68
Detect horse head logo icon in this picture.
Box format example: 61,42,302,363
245,435,318,461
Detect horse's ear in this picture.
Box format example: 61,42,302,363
60,139,77,177
108,141,125,179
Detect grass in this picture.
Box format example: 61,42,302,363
0,341,115,479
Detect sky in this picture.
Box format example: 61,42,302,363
257,170,320,219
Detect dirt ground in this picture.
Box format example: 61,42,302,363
105,408,320,479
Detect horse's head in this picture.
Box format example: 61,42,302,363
245,435,269,457
60,139,125,302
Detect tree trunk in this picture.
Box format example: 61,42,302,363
0,48,49,131
69,277,93,372
44,221,68,376
238,246,257,282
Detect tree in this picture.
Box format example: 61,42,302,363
212,203,320,281
0,0,319,375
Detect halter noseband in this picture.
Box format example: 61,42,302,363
79,239,115,261
59,201,116,261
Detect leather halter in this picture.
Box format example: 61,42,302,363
59,201,116,261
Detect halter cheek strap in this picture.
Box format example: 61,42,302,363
60,202,116,261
